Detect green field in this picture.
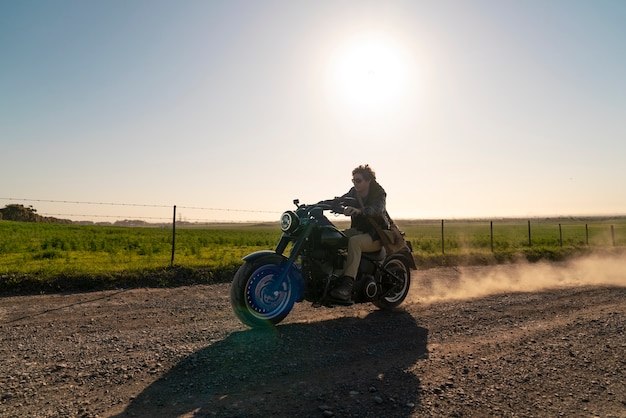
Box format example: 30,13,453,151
401,218,625,265
1,217,624,293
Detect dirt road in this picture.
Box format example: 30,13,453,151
1,256,625,417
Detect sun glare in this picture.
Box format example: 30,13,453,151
329,35,409,114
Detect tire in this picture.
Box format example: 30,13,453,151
230,256,296,328
373,257,411,309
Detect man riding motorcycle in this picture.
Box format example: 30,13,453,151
330,164,389,301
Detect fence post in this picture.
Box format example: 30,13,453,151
490,221,494,252
559,223,563,247
585,224,589,246
611,225,615,246
171,205,177,267
528,220,532,247
441,219,445,255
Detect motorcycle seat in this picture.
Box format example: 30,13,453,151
363,248,386,261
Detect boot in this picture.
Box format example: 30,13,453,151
330,276,354,301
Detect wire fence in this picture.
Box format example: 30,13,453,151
0,197,281,223
401,218,625,256
1,198,625,271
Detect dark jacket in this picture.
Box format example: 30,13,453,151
342,181,389,240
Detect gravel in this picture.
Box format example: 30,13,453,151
1,259,625,417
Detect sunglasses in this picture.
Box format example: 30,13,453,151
352,177,365,184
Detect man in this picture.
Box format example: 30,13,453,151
330,164,389,301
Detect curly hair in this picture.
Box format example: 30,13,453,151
352,164,376,181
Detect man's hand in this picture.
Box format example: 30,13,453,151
344,206,361,216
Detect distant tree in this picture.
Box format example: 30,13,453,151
0,204,72,223
114,219,149,227
0,204,40,222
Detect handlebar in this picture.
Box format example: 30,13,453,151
314,196,357,214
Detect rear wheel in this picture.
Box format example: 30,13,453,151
373,257,411,309
230,257,296,328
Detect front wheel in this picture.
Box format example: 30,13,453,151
230,257,296,328
373,257,411,310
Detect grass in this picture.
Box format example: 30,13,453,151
400,218,625,266
0,221,280,293
1,217,624,294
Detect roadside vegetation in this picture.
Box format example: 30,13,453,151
403,218,625,267
1,205,624,294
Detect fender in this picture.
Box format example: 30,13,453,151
241,250,305,301
389,249,417,270
242,250,285,263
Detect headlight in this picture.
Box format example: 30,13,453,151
280,211,299,233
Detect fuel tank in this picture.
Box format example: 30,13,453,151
319,226,347,247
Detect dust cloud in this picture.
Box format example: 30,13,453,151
411,254,626,304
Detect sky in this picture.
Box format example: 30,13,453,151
1,0,625,223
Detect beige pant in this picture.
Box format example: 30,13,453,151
344,230,382,278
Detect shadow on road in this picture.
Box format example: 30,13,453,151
112,310,428,417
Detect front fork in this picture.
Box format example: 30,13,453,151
268,223,315,294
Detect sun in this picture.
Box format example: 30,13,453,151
328,34,409,114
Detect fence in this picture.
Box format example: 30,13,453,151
402,218,625,256
1,198,625,271
0,197,280,224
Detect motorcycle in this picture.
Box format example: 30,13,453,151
230,197,417,328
